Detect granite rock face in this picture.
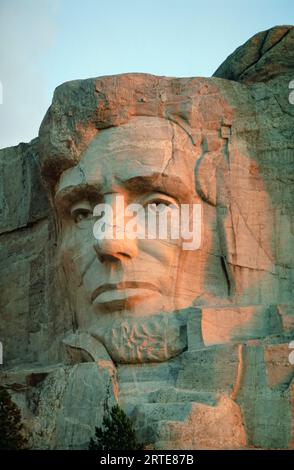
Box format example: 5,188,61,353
214,25,294,84
0,25,293,449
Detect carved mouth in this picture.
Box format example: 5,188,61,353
91,281,160,303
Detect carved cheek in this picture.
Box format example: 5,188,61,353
59,223,95,278
138,237,180,266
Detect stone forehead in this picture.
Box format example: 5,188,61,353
56,116,198,195
82,116,194,152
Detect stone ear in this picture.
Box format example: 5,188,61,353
195,150,230,207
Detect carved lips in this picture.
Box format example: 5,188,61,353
91,281,160,305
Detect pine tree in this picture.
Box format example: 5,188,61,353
0,386,28,450
89,404,143,450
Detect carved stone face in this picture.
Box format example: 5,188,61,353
55,116,208,362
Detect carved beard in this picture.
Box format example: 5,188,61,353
95,312,188,364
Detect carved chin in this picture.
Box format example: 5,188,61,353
97,313,188,364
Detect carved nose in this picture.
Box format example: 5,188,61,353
93,192,139,263
94,236,138,263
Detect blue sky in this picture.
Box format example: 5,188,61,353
0,0,293,148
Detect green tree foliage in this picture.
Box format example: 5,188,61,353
89,404,143,450
0,386,28,450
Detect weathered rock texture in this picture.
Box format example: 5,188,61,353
0,25,293,449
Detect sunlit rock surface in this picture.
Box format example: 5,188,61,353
0,25,293,449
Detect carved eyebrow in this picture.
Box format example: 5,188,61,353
117,173,192,202
54,184,103,212
54,173,192,212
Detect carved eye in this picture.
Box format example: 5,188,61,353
145,195,178,214
148,200,171,213
70,201,93,224
72,208,92,223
